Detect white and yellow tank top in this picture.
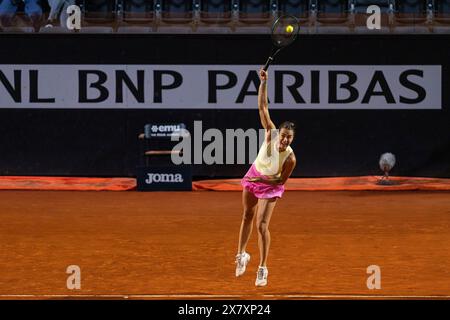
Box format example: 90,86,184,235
254,134,293,177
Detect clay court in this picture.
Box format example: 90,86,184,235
1,188,449,299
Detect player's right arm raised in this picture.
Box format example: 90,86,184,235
258,69,276,131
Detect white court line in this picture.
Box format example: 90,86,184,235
264,294,450,299
0,294,243,298
1,294,450,299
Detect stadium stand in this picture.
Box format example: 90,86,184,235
81,0,116,32
40,25,72,31
315,0,352,33
433,0,450,32
352,0,394,33
157,0,195,33
42,0,76,28
278,0,310,21
200,0,232,22
277,0,311,33
393,0,431,33
196,0,233,34
0,0,45,32
434,0,450,21
117,0,156,33
239,0,272,22
161,0,194,22
0,0,449,33
123,0,154,21
235,0,272,33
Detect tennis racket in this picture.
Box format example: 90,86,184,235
263,15,300,71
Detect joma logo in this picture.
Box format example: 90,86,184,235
145,173,184,184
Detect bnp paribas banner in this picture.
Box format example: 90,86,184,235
0,64,442,109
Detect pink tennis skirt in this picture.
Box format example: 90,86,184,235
240,164,285,199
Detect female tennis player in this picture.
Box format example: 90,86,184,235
235,68,297,286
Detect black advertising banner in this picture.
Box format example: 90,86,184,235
0,300,447,319
0,34,448,178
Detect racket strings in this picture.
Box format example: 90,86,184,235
272,16,299,47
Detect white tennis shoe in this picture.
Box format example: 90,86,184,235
255,266,268,286
235,252,250,277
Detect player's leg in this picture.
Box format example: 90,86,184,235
255,198,277,286
256,198,276,266
235,188,258,277
237,188,258,254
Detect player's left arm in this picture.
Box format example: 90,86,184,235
278,153,297,185
248,153,297,185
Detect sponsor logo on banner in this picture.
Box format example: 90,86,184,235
136,166,192,191
145,173,184,184
0,65,442,109
144,123,187,138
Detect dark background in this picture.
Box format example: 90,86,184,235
0,34,449,178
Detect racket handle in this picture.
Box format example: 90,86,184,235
263,56,274,71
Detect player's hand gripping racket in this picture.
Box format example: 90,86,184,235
263,15,300,71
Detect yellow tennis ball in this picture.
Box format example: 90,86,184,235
286,25,294,33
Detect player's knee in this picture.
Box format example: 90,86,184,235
257,221,269,235
243,208,255,221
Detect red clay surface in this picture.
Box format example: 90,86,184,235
193,176,450,191
0,176,135,191
1,176,450,191
0,190,449,299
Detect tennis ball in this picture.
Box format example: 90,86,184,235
286,25,294,33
